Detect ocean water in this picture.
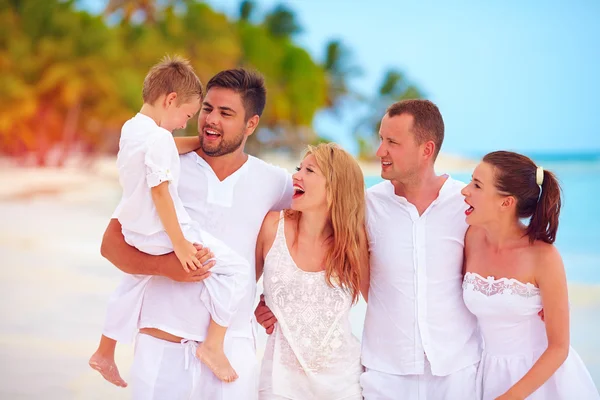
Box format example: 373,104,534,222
364,157,600,285
358,156,600,385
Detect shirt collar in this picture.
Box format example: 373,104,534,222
386,174,458,207
135,112,158,126
192,151,251,182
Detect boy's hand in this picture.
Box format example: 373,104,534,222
193,243,216,268
174,240,203,272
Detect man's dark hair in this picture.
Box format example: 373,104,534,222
206,68,266,120
386,99,445,159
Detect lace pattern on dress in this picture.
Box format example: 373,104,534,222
463,272,540,298
263,214,359,375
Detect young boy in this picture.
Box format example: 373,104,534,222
89,56,247,388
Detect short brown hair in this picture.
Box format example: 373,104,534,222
142,55,203,105
386,99,445,159
206,68,266,120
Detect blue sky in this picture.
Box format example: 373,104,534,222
82,0,600,156
210,0,600,156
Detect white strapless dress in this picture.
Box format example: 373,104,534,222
463,272,599,400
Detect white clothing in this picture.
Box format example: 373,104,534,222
105,227,249,343
130,333,259,400
126,151,292,396
362,178,482,377
360,358,479,400
259,215,363,400
176,152,293,339
134,224,250,342
117,113,191,237
104,113,249,342
103,274,150,344
463,272,600,400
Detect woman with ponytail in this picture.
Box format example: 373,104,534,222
461,151,598,399
255,143,368,399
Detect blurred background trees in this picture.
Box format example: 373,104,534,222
0,0,421,166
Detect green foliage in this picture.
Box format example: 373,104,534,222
323,39,361,112
0,0,421,165
0,0,126,165
354,68,424,159
239,0,255,22
264,4,302,39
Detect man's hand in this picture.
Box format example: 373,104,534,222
194,243,215,267
174,240,203,272
255,294,277,334
164,244,214,283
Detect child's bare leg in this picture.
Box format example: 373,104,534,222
89,335,128,387
195,319,238,382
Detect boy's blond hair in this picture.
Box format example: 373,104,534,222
142,55,203,105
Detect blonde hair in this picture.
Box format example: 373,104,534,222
142,55,203,105
286,143,367,303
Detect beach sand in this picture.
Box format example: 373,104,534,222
0,155,597,399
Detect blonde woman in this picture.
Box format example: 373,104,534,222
255,143,369,399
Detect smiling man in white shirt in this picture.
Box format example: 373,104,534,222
360,99,481,400
100,68,293,400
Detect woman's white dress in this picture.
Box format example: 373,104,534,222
463,272,599,400
259,214,363,399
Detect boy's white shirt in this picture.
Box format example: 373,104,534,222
116,113,192,237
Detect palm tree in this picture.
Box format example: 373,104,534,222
0,0,125,165
263,4,301,39
354,69,423,159
104,0,157,24
323,39,361,115
239,0,255,23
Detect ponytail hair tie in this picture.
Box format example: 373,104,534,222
536,166,544,186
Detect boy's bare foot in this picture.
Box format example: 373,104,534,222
89,352,128,387
196,343,238,383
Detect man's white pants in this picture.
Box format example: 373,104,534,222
360,358,478,400
131,333,258,400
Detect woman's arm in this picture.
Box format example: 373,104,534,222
174,136,200,154
100,219,214,282
255,211,281,281
151,181,202,272
255,223,265,282
498,245,570,400
254,211,282,334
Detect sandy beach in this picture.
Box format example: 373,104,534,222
0,154,598,399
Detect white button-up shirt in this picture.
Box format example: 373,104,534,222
362,177,482,376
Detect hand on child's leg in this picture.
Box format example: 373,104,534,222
174,240,203,272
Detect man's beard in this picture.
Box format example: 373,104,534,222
199,130,245,157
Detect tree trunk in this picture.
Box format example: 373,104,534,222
56,101,81,168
